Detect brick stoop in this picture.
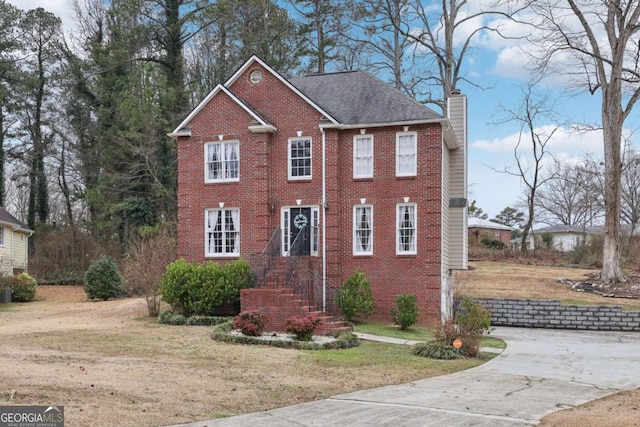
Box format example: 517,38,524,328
241,288,351,335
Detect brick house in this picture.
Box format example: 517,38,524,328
468,217,512,245
169,56,467,329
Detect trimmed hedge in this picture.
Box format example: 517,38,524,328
160,258,255,317
158,310,232,326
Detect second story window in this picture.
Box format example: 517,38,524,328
396,132,417,177
288,137,312,180
205,141,239,183
353,135,373,178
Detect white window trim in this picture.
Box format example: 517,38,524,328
0,227,4,246
396,203,417,255
311,208,319,256
288,137,312,180
353,205,373,255
204,208,240,257
353,134,374,178
280,206,320,256
395,132,417,177
204,140,240,183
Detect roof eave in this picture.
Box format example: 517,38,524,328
249,124,277,133
442,119,460,150
167,129,192,139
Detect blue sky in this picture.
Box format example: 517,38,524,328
10,0,640,221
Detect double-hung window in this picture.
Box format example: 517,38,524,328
288,137,312,180
396,203,416,254
205,208,240,256
353,205,373,255
0,227,4,246
396,132,417,176
205,141,239,183
353,135,373,178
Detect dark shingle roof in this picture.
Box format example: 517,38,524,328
0,207,33,233
290,71,441,125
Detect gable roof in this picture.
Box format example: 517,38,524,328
290,71,442,125
168,83,276,137
468,217,512,231
169,56,447,138
0,207,33,234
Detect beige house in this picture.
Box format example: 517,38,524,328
0,207,33,276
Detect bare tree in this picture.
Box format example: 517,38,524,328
535,158,603,227
530,0,640,281
491,83,559,253
390,0,531,113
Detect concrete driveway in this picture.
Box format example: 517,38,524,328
169,327,640,426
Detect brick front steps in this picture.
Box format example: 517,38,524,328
241,288,351,335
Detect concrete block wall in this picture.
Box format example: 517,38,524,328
473,298,640,331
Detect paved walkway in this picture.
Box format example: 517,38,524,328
168,327,640,427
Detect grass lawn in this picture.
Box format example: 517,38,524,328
0,286,491,427
353,323,505,351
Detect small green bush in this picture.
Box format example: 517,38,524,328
285,313,322,341
436,297,492,357
391,294,419,330
412,341,462,360
158,310,187,325
336,270,374,322
233,310,266,336
185,315,232,326
83,256,124,301
8,273,38,302
158,311,232,326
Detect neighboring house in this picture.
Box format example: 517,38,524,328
169,55,467,328
468,218,512,245
0,207,34,276
533,224,600,251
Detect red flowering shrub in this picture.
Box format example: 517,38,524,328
233,310,266,336
285,314,322,341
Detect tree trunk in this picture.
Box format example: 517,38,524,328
600,84,625,281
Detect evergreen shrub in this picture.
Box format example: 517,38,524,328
390,294,419,330
84,256,124,301
9,273,38,302
160,258,255,317
336,270,374,322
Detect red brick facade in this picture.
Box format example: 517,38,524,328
173,57,448,327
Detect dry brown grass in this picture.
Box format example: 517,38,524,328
0,286,481,427
457,261,640,309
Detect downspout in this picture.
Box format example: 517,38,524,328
320,126,327,312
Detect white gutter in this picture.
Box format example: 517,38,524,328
320,126,327,312
320,118,444,130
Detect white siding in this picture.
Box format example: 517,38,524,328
445,94,468,270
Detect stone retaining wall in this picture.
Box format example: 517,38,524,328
472,298,640,331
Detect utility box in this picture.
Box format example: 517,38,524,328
0,288,11,303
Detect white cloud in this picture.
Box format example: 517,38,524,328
6,0,77,34
472,124,605,156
